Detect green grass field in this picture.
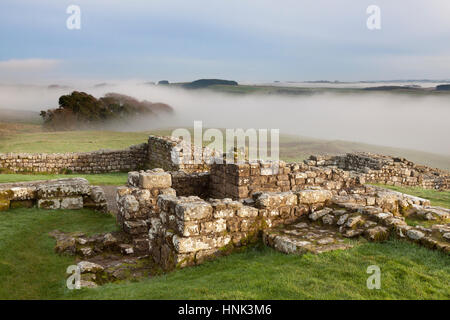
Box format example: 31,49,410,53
0,173,128,186
374,184,450,209
1,121,449,299
0,208,117,299
0,207,448,300
1,128,450,170
0,130,153,153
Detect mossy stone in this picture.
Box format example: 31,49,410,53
0,190,14,201
0,200,10,211
10,200,34,209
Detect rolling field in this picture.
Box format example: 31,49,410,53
1,126,449,170
0,120,449,300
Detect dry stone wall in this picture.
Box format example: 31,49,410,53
170,171,210,198
209,160,363,200
0,143,148,174
117,169,338,270
116,169,176,255
311,153,450,190
264,186,450,256
147,135,211,173
0,178,107,212
3,134,447,192
116,163,450,271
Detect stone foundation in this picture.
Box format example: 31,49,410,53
114,164,449,272
170,171,210,198
116,169,176,255
209,160,362,200
0,178,107,212
313,153,450,190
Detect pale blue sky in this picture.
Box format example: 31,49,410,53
1,0,450,82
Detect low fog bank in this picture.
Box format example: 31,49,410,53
0,81,449,156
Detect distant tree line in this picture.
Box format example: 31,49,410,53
183,79,238,89
40,91,173,131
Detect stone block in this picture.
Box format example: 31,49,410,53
38,198,61,210
124,220,148,235
172,234,231,253
0,199,10,211
61,197,83,210
297,189,332,204
0,189,13,201
90,186,106,203
36,179,91,198
10,187,36,200
175,201,213,221
200,219,226,234
176,219,200,237
236,206,259,218
139,171,172,189
9,200,34,209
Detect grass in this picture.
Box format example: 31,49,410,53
69,241,449,300
0,130,153,153
0,173,128,186
0,208,117,299
373,184,450,209
0,207,449,300
1,127,450,170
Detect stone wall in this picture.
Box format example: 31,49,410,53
152,190,318,270
3,133,447,192
147,135,210,173
116,169,337,270
0,178,107,212
209,160,363,200
116,169,176,255
170,171,210,198
0,143,148,174
311,153,450,190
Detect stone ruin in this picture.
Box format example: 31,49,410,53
2,135,448,287
0,178,107,212
114,167,449,273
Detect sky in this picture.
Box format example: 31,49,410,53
1,0,450,83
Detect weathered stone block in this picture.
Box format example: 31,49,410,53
254,191,297,208
139,171,172,189
236,206,259,218
36,179,91,198
0,189,14,201
309,208,332,221
175,201,213,221
10,187,36,200
124,220,148,235
61,197,83,210
38,199,60,210
90,186,106,203
364,226,389,242
0,199,10,211
172,234,231,253
297,190,332,204
176,219,200,237
120,195,139,216
127,171,140,187
200,219,226,234
406,229,425,240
